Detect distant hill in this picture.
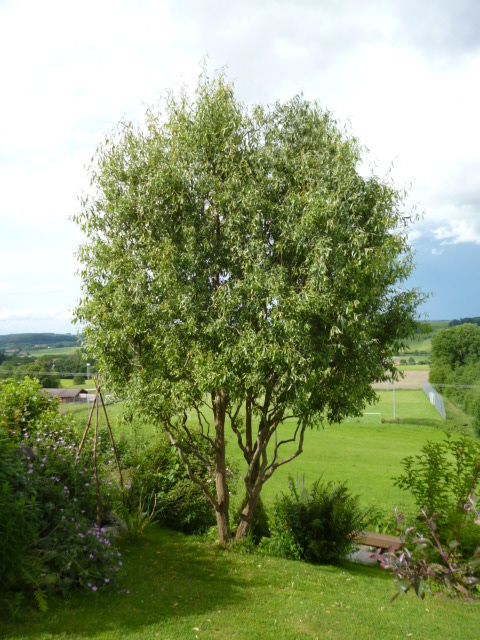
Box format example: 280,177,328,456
449,316,480,327
0,333,80,351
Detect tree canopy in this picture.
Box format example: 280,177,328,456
76,73,420,543
430,324,480,434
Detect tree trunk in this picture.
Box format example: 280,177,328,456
245,393,252,455
213,389,230,546
235,410,268,540
235,482,262,540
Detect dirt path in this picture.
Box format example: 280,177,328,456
373,370,429,390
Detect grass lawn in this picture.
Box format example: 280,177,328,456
398,364,430,372
2,527,478,640
65,390,452,515
59,378,95,389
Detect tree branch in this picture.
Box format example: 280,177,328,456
165,421,217,510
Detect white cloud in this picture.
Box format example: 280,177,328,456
0,307,72,322
433,220,480,245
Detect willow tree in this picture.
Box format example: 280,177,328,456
76,74,420,544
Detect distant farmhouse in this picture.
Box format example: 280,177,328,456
43,388,90,404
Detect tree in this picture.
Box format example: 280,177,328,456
76,73,420,544
15,360,60,389
431,324,480,374
430,324,480,434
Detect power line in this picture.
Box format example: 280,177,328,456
0,371,95,376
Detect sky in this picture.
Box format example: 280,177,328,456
1,0,479,334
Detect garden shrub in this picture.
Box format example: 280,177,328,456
264,478,369,564
0,378,121,611
0,435,39,592
395,435,480,557
124,435,215,534
0,377,58,437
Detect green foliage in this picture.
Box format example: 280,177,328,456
430,324,480,434
0,436,39,591
431,324,480,371
449,317,480,328
73,374,86,385
379,510,480,600
395,436,480,555
264,478,369,564
75,71,421,541
124,436,215,534
0,379,121,611
0,377,58,437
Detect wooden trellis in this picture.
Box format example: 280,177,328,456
76,379,124,525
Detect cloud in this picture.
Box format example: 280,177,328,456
398,0,480,53
0,307,72,322
433,220,480,245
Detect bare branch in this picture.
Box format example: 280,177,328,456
192,402,215,448
227,401,248,459
176,416,213,468
164,422,217,511
264,423,307,480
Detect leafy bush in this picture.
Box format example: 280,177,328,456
73,374,86,385
123,435,215,535
0,436,39,592
263,478,369,564
394,436,480,556
0,377,58,438
378,509,480,599
0,378,121,610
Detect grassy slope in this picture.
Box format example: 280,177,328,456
59,378,95,389
401,320,449,356
3,528,478,640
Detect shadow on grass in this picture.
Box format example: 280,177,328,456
382,417,443,428
2,527,248,639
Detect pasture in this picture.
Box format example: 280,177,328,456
27,346,80,356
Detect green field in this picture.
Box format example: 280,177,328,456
398,364,430,371
67,390,451,514
399,320,449,358
3,527,479,640
59,377,95,389
28,346,80,356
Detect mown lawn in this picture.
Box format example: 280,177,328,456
66,391,451,514
2,527,478,640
